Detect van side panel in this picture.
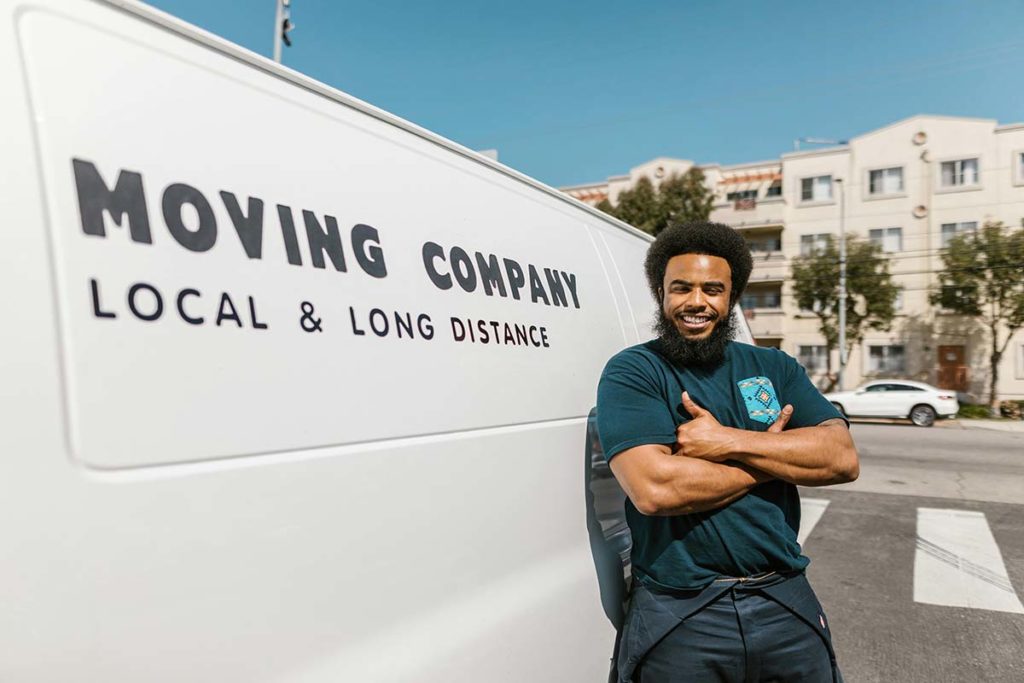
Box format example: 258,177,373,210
0,0,643,680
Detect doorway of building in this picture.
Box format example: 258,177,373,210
937,345,968,392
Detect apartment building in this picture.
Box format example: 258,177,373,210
561,115,1024,401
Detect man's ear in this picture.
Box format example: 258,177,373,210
657,287,664,301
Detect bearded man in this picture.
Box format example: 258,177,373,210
596,221,859,683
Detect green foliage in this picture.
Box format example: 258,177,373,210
657,168,715,232
931,221,1024,408
610,176,662,235
957,404,992,419
598,168,714,236
790,235,899,386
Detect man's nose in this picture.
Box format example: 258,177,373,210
684,290,707,309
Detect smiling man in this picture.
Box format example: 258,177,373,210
596,221,859,683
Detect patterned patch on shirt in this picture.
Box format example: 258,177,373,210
737,376,782,425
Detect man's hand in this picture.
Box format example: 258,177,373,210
676,391,794,461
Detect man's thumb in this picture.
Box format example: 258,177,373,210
682,391,706,417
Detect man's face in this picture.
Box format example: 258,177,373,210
660,254,733,340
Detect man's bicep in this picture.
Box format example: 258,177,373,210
607,443,673,504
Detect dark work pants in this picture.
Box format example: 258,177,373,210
617,573,842,683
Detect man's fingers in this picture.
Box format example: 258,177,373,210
768,404,794,432
681,391,707,418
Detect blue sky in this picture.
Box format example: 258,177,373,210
149,0,1023,187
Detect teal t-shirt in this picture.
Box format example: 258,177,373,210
596,339,844,591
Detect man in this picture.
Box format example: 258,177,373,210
596,221,859,683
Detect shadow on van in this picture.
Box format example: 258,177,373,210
584,408,632,631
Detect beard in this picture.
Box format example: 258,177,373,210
655,306,737,369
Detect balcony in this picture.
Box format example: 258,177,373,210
747,252,787,283
710,196,785,231
744,308,786,340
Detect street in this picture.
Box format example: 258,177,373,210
801,423,1024,682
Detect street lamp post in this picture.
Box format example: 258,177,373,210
272,0,284,63
272,0,293,63
836,177,847,391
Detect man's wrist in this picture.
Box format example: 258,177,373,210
722,426,750,461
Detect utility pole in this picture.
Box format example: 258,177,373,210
273,0,294,63
836,177,847,391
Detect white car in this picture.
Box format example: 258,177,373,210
824,380,960,427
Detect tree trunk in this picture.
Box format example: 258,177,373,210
823,344,837,393
990,324,1001,415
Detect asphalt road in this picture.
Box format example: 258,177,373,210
801,423,1024,683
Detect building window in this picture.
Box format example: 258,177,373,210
868,345,906,374
798,345,827,372
801,175,833,202
940,221,978,247
741,289,782,310
766,181,782,197
868,167,904,195
894,290,904,311
800,233,831,256
726,190,758,201
869,227,903,253
799,299,826,315
746,235,782,253
940,158,979,187
1018,152,1024,183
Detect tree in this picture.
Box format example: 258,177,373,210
931,220,1024,411
657,167,714,231
791,235,899,391
593,167,714,236
609,176,662,234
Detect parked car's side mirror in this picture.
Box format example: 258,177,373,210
855,390,866,395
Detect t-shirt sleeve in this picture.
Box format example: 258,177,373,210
596,351,677,461
777,351,848,428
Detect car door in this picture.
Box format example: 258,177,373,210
885,383,928,418
855,383,893,416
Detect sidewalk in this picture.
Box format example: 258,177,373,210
850,417,1024,433
954,418,1024,434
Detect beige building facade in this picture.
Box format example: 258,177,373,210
561,115,1024,401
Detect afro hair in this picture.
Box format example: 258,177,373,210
644,221,754,304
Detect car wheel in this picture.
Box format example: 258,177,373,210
831,402,846,417
910,404,936,427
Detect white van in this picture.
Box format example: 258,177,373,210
0,1,752,680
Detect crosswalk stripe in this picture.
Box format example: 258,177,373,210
798,498,830,546
914,507,1024,614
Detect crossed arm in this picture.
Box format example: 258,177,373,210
608,393,859,517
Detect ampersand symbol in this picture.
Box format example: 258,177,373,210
299,301,323,333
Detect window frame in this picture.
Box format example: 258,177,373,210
866,344,907,375
940,221,978,248
936,156,981,193
1014,150,1024,187
865,166,905,198
741,287,783,310
797,345,828,372
799,174,834,204
868,226,903,253
799,232,832,256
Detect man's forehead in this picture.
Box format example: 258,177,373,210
665,253,732,280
